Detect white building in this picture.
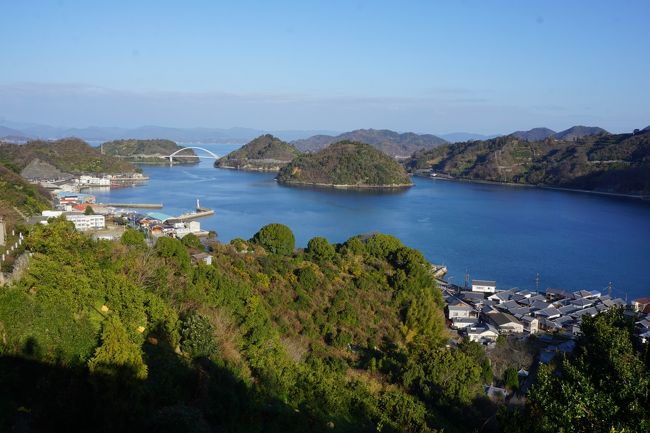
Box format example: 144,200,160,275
520,315,539,334
65,213,106,231
472,279,497,293
466,324,499,343
76,175,111,187
42,210,64,218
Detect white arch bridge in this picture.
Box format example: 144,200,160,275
166,146,220,163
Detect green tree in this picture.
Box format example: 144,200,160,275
503,367,519,391
402,343,482,405
365,233,403,260
181,233,202,249
180,311,217,358
88,315,148,380
251,223,295,255
306,236,335,262
509,309,650,433
84,205,95,215
342,235,365,255
121,228,146,248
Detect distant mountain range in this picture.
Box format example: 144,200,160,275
291,129,447,157
438,132,501,143
0,121,339,143
510,126,609,141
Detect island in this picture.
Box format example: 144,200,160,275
215,134,299,171
407,126,650,197
101,139,199,165
276,140,413,189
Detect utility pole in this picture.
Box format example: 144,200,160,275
464,269,470,291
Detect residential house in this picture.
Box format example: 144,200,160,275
520,315,539,334
191,253,213,266
447,298,479,329
632,298,650,313
545,287,572,302
466,324,499,344
487,312,524,334
471,279,497,294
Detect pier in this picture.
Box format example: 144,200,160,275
99,203,163,209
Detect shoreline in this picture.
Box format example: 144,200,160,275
215,164,285,173
277,180,413,190
417,174,649,201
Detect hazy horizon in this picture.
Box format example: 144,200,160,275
1,1,648,134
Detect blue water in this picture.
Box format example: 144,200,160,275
90,143,650,299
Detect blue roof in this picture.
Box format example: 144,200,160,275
56,191,94,199
146,212,174,222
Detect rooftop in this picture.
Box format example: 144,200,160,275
472,279,496,286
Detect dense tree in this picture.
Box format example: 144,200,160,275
180,311,218,358
121,227,146,248
88,315,148,380
181,233,202,249
502,309,650,433
503,367,519,391
306,236,336,262
251,223,295,255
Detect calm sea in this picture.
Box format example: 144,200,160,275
90,143,650,299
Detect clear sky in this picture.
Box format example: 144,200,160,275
1,0,648,134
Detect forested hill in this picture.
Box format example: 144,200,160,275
1,218,647,432
510,125,609,142
101,139,199,165
0,162,50,228
407,130,650,195
0,138,137,175
0,219,479,432
291,129,447,157
277,141,412,188
215,134,299,171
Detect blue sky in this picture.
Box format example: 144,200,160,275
1,0,648,133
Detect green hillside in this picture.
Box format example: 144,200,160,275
0,138,138,175
278,141,412,188
101,139,199,165
216,134,299,171
408,131,650,195
0,162,50,229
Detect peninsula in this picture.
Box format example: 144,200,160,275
277,141,413,189
407,127,650,196
215,134,299,171
0,138,137,175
